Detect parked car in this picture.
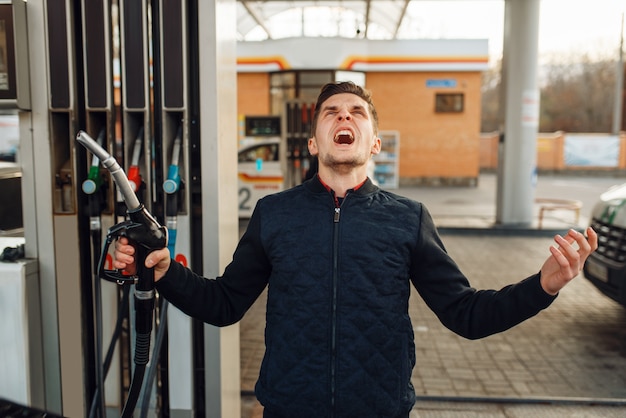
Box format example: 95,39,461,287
583,183,626,306
238,139,284,218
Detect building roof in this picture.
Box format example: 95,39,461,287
236,37,490,72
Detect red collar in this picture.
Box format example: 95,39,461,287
316,174,367,194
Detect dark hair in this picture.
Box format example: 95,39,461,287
310,81,379,137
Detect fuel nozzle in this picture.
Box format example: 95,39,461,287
163,126,183,256
82,130,106,195
123,205,169,256
163,126,182,195
81,129,107,223
76,130,168,281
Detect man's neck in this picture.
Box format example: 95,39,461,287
317,168,368,198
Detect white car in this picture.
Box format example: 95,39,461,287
238,139,284,218
583,183,626,306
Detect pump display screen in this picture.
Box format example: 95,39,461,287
245,116,281,137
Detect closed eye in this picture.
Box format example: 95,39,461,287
350,106,367,117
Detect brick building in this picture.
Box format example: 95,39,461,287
237,37,489,186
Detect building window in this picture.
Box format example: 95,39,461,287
435,93,464,113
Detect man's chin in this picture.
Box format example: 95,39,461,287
321,156,368,170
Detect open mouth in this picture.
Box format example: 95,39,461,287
334,130,354,145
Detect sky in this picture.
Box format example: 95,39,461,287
401,0,625,63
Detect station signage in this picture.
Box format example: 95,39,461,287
426,79,457,88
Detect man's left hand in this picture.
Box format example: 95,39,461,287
540,227,598,295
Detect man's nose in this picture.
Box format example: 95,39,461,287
338,110,351,120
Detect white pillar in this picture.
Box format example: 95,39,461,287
197,0,241,416
496,0,541,226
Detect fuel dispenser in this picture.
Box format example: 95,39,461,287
154,0,197,415
284,100,316,187
116,1,171,415
79,0,196,415
79,2,123,416
13,0,240,416
44,2,93,416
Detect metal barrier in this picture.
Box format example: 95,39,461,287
535,198,582,229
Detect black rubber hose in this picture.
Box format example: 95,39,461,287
139,299,169,418
120,364,147,418
120,308,153,418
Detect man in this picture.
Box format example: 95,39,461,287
114,81,598,417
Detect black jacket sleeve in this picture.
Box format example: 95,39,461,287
410,204,556,340
155,205,271,326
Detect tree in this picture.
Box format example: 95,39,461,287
540,53,616,132
481,53,620,133
480,60,502,133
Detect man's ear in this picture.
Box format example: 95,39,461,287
371,136,381,155
308,137,318,156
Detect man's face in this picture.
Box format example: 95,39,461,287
308,93,380,171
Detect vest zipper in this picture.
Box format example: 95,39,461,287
330,192,345,416
331,217,339,415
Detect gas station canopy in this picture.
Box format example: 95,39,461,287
236,0,499,41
